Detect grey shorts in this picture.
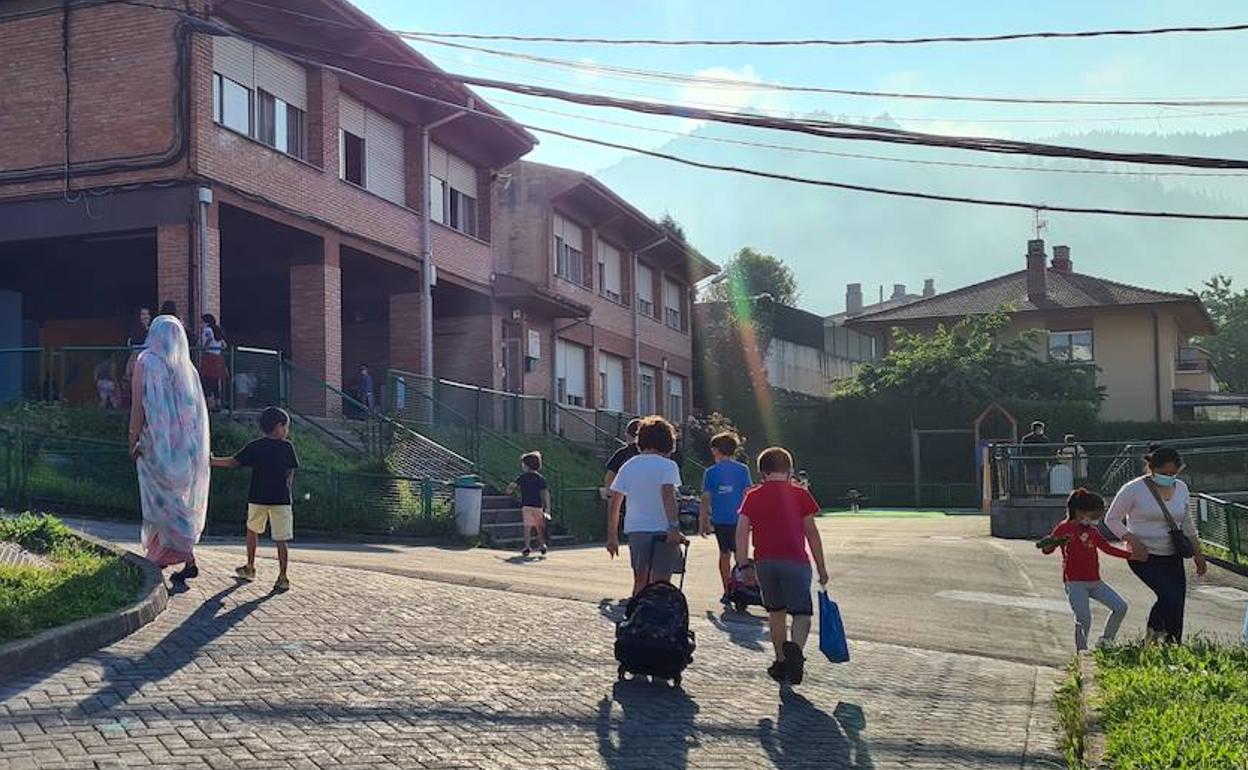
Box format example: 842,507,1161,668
756,559,814,616
627,532,682,578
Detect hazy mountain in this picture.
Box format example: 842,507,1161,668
596,119,1248,315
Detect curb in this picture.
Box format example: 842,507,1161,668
1077,653,1107,769
0,529,168,682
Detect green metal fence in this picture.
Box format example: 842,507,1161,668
804,475,981,510
0,427,454,537
1194,493,1248,567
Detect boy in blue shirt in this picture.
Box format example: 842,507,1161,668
698,431,753,605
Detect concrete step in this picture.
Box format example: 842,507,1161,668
482,495,518,510
481,507,523,525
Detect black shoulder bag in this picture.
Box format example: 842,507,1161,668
1143,479,1196,559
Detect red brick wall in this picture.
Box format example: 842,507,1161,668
433,313,496,387
289,235,343,414
0,3,187,200
389,292,423,374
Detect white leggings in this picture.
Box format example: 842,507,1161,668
1065,580,1128,651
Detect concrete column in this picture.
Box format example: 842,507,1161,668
155,209,218,330
289,233,342,416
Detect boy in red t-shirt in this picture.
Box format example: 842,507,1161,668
736,447,829,686
1039,488,1131,651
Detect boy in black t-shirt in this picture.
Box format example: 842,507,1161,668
212,406,300,592
506,451,550,557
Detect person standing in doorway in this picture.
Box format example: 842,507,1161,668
200,314,227,412
358,364,376,413
1105,444,1207,643
698,431,752,606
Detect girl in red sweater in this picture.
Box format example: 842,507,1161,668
1040,488,1131,651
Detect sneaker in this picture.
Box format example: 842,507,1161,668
783,641,806,685
235,565,256,582
767,661,787,684
522,547,531,557
720,592,732,606
170,564,199,583
539,544,548,555
274,575,290,593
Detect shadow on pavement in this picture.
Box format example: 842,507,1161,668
759,689,873,769
72,581,272,717
704,609,766,652
597,679,700,769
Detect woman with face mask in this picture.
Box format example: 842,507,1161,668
1104,444,1206,643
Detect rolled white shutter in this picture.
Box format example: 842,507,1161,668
557,339,587,400
253,47,307,110
429,144,450,180
663,277,681,311
600,241,621,296
636,264,654,304
603,354,625,411
668,373,683,397
365,110,406,205
212,35,254,89
447,153,478,198
339,93,366,137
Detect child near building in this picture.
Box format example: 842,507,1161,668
507,451,550,557
1039,488,1131,651
736,447,829,686
211,406,300,592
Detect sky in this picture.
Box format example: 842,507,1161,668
349,0,1248,312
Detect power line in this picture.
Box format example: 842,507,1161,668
394,22,1248,47
490,97,1248,177
406,35,1248,108
222,0,1248,107
170,17,1248,221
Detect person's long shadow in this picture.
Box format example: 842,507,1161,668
73,581,273,718
597,679,700,769
759,689,873,769
704,609,766,652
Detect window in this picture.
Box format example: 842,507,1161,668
342,131,366,186
667,373,685,423
663,277,686,331
553,214,585,286
428,145,480,237
213,73,252,136
257,90,305,159
555,339,588,407
598,240,623,303
599,353,625,412
639,365,657,415
636,263,656,318
1048,330,1094,363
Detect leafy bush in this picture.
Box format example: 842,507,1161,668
0,513,143,643
1094,643,1248,770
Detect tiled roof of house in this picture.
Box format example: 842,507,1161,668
845,269,1199,325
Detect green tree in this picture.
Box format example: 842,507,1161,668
836,308,1104,407
702,247,799,306
1197,275,1248,393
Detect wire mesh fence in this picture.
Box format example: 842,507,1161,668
1194,493,1248,567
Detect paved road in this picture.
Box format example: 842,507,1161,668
0,552,1060,769
66,514,1248,666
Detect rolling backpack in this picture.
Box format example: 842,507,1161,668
614,540,695,686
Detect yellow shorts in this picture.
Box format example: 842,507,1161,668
247,504,294,542
522,506,548,528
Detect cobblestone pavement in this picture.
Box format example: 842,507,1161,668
0,554,1062,769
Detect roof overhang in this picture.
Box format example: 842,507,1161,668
210,0,536,166
493,273,590,319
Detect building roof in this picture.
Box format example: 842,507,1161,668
211,0,536,165
825,292,922,325
516,161,720,282
845,267,1213,333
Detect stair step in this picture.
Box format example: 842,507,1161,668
481,508,523,525
482,495,518,510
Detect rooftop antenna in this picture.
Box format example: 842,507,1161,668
1033,207,1048,240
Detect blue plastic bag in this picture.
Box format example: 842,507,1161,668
819,590,850,663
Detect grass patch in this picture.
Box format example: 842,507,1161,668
1093,643,1248,770
0,513,143,644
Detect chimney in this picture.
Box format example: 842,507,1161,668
891,283,907,300
1052,245,1073,274
1026,238,1048,303
846,283,863,315
922,278,935,298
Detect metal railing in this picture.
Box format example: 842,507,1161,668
1194,493,1248,567
0,426,454,537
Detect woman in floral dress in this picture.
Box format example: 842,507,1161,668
128,315,211,582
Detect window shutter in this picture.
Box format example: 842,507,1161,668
212,35,254,89
429,144,450,180
447,153,478,198
339,93,366,137
599,241,622,297
636,264,654,304
254,47,307,110
365,110,406,205
556,339,587,402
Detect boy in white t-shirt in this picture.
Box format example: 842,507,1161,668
607,415,685,597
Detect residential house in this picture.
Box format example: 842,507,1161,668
0,0,534,413
844,240,1217,422
492,161,718,428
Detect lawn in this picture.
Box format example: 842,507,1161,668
0,513,143,644
1093,643,1248,770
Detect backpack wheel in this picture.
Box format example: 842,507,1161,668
671,674,682,688
617,665,627,681
733,600,748,614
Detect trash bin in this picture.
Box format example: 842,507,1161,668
453,474,485,537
